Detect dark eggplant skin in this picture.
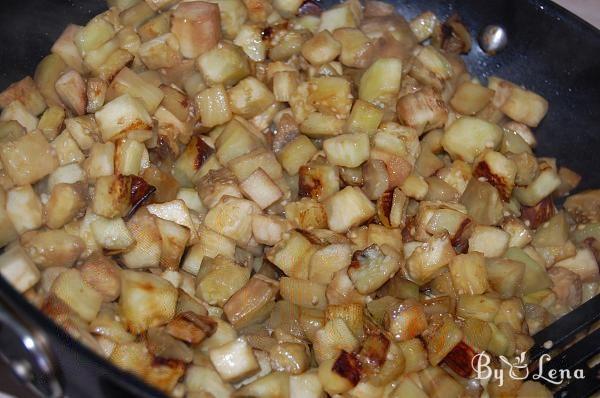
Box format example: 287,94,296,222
0,0,598,397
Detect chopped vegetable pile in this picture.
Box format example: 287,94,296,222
0,0,598,396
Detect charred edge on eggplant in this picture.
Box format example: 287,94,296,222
298,165,323,199
377,189,394,227
442,341,476,378
359,332,390,372
401,216,417,242
350,244,381,270
194,137,215,171
126,175,156,220
451,218,471,253
520,196,555,229
473,160,511,201
332,350,362,386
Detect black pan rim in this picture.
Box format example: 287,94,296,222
529,0,600,34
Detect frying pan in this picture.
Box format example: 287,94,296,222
0,0,599,397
